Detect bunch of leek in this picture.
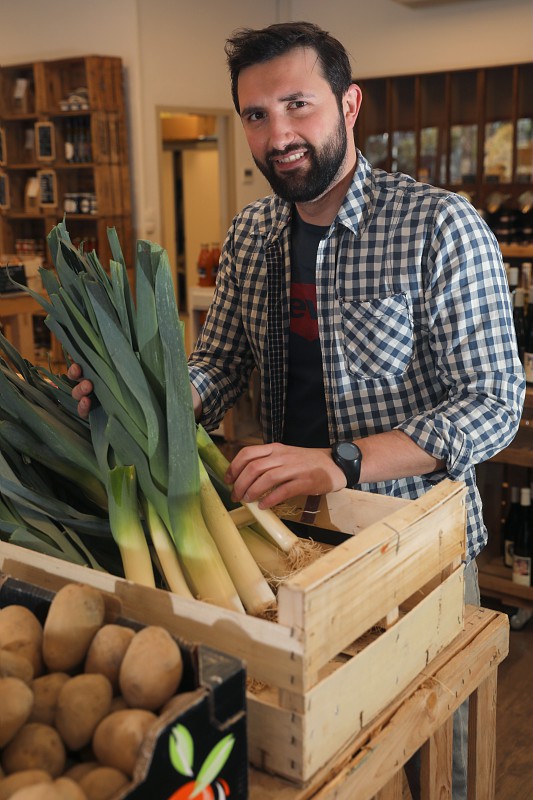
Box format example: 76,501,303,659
0,332,113,570
17,222,282,615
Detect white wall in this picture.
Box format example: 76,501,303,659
1,0,532,248
289,0,533,78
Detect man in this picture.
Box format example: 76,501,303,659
72,22,524,798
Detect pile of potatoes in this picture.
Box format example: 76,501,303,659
0,582,186,800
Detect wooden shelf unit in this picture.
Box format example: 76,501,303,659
353,63,533,608
476,386,533,608
0,55,133,368
354,61,533,250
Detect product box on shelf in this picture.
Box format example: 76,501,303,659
0,575,248,800
0,478,467,786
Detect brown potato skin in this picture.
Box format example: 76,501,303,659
0,677,34,748
42,586,105,673
8,778,87,800
0,606,43,677
78,766,129,800
91,709,157,778
1,723,66,778
29,674,70,727
119,626,183,710
0,650,34,684
84,626,134,693
62,763,99,783
0,769,52,800
55,675,113,751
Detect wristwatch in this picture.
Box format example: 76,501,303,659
331,441,362,489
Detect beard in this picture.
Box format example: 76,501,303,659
253,114,348,203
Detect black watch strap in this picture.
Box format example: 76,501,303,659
331,441,362,489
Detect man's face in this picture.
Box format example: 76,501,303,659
237,47,350,203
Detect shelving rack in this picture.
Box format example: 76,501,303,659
0,55,133,368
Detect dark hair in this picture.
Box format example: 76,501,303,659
225,21,353,114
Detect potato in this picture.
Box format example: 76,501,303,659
78,767,129,800
0,606,43,677
0,769,52,800
0,650,34,684
55,675,113,751
62,763,99,783
1,723,66,778
42,585,106,673
29,674,70,726
92,709,157,778
84,625,134,693
9,778,87,800
119,626,183,710
108,697,128,714
0,677,34,748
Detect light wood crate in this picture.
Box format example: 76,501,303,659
0,478,467,785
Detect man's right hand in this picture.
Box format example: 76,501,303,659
68,363,94,419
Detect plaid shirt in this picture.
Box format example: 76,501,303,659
189,151,525,561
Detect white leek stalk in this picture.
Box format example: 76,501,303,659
107,465,155,587
199,459,276,615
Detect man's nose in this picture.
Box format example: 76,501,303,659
267,116,296,152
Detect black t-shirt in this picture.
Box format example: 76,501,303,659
282,211,330,448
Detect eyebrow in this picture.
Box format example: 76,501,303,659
240,91,316,118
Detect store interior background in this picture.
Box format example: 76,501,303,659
2,0,532,348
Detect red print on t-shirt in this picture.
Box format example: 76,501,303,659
290,283,319,342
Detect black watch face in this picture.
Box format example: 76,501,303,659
337,441,359,460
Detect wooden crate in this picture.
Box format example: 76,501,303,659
0,479,467,785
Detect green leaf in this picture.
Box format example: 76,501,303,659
169,723,194,777
193,733,235,795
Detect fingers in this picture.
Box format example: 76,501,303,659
67,362,94,419
226,444,345,507
77,395,92,420
67,362,82,381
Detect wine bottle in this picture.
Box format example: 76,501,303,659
512,287,526,361
524,297,533,384
512,487,533,586
508,265,519,293
64,120,74,163
503,486,520,568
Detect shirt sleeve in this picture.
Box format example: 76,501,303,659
396,194,525,479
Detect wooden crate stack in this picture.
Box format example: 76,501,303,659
0,479,467,786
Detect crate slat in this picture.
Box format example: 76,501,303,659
248,567,464,782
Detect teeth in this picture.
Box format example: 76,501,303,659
277,152,305,164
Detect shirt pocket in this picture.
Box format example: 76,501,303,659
340,292,413,378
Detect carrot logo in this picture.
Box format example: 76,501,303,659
167,723,235,799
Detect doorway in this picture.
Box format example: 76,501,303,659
157,108,236,351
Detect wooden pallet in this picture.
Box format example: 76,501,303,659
0,479,467,785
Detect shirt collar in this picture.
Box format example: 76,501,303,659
258,148,375,245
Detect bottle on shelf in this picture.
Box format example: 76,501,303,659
502,486,521,568
512,486,533,587
512,287,526,360
508,265,520,294
197,243,211,287
209,242,221,286
524,303,533,384
64,120,75,163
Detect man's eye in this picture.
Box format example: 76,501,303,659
289,101,307,109
248,111,265,122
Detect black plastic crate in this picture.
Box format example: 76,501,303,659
0,576,248,800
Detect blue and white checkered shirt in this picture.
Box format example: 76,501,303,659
189,150,525,561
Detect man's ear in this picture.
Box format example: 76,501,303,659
344,84,362,130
